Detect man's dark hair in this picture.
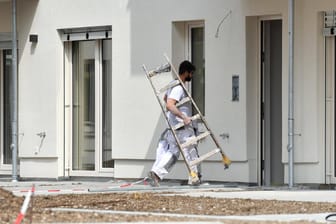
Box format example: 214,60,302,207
178,60,196,75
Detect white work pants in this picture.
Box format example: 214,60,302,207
151,127,199,180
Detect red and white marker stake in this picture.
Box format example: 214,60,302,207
118,178,149,188
14,184,35,224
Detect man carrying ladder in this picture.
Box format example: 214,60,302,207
143,57,231,187
147,60,201,186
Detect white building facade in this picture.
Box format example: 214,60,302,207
0,0,335,186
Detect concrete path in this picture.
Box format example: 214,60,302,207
0,178,335,223
181,189,336,202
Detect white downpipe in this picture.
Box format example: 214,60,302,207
11,0,18,182
288,0,295,188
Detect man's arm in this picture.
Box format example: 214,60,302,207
166,98,191,125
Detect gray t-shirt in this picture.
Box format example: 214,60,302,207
166,84,191,126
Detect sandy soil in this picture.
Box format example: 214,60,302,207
0,187,335,223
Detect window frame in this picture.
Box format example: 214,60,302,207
186,21,205,115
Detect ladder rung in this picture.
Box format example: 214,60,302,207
165,97,191,112
173,114,201,130
189,148,221,167
176,97,191,107
180,131,210,148
148,63,171,77
157,80,180,94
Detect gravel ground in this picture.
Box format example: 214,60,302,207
0,187,334,223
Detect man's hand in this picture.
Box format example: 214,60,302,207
166,98,191,125
182,114,192,125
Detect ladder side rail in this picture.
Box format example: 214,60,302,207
164,56,231,167
142,64,195,175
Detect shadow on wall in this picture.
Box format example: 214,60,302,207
127,0,174,73
17,0,39,60
125,0,206,180
125,0,173,178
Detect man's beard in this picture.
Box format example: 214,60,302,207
185,75,192,82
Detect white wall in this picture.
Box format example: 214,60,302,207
243,0,336,184
112,0,249,181
12,0,336,184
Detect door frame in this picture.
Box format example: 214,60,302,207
64,40,113,177
185,21,204,91
186,21,205,116
186,21,204,60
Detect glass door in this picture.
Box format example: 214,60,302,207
72,41,96,171
101,39,113,168
69,39,112,175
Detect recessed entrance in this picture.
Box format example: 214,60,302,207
260,19,283,186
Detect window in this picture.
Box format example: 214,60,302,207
188,23,205,115
172,21,205,115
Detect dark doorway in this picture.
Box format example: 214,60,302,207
260,19,283,186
